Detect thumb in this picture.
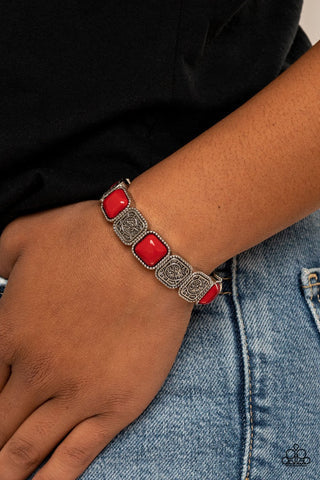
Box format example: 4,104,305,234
0,221,24,279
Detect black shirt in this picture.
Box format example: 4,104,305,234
0,0,312,234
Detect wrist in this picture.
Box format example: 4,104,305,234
99,178,223,305
84,199,195,311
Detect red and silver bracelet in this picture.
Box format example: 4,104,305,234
99,178,222,305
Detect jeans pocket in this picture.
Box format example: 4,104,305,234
301,267,320,330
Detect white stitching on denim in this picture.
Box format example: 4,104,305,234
244,329,254,480
232,256,254,480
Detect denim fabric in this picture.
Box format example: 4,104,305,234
0,208,319,479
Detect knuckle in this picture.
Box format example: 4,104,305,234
60,444,92,468
0,324,14,361
7,437,41,469
0,218,24,252
0,312,16,363
33,418,57,439
0,220,18,244
56,379,84,403
33,473,56,480
103,390,137,417
0,214,39,256
19,353,54,391
33,475,55,480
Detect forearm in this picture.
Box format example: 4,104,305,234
128,40,320,276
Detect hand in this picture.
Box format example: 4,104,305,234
0,200,194,479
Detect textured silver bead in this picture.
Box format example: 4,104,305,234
113,207,148,245
155,255,193,289
178,272,214,303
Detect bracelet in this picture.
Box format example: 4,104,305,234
99,178,223,305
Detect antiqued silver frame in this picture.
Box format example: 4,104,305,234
113,207,148,245
155,254,193,289
177,271,213,303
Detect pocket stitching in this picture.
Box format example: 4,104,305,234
301,270,320,324
309,278,320,322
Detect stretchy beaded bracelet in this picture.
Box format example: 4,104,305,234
99,178,222,305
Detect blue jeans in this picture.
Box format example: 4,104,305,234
0,208,319,479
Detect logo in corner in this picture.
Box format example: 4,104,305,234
282,444,311,466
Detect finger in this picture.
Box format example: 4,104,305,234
0,374,48,449
0,397,83,480
0,224,22,279
0,363,11,392
32,415,124,480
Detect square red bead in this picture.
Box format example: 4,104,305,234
102,188,130,220
133,232,170,269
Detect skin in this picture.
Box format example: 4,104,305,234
0,201,193,479
0,39,319,480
